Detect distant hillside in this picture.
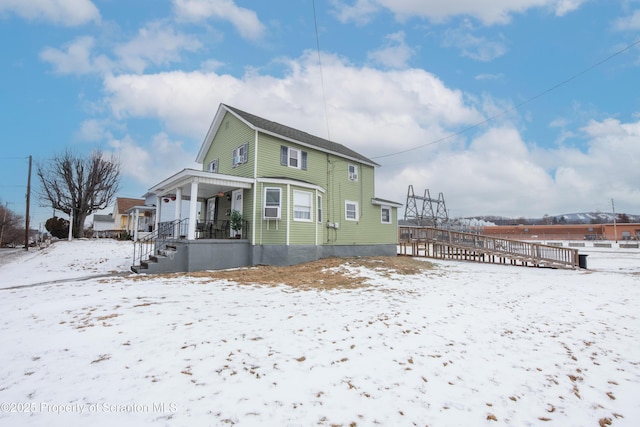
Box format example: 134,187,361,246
464,212,640,226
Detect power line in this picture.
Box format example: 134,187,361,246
312,0,331,140
372,38,640,160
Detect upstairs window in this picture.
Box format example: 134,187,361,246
233,143,248,167
348,164,358,181
264,187,281,219
207,159,218,173
281,146,307,170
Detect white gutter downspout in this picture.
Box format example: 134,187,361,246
286,183,290,246
252,129,258,246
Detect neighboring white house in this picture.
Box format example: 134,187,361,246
92,213,114,237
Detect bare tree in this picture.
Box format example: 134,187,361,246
37,150,120,238
0,201,24,247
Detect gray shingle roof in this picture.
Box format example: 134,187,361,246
224,104,379,167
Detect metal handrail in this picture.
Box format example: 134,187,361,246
132,219,188,268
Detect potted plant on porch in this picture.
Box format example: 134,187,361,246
230,209,243,238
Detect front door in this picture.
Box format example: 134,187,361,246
231,189,243,237
206,197,217,222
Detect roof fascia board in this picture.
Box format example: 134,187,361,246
195,104,228,164
371,198,403,208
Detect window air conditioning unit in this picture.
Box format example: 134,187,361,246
264,207,279,219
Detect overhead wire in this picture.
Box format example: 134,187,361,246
312,0,331,141
371,38,640,160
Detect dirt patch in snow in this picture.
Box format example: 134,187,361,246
132,256,435,290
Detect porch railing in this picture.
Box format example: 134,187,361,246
195,219,250,239
132,219,188,268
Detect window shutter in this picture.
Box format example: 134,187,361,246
301,151,307,170
280,146,288,166
242,143,249,163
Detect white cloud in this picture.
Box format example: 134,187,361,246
114,21,202,73
442,22,508,61
613,10,640,31
39,36,113,75
333,0,587,25
475,73,503,80
331,0,379,25
0,0,100,26
75,119,112,142
367,31,415,69
173,0,265,41
553,0,587,16
103,51,482,158
107,133,198,187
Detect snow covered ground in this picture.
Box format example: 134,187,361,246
0,239,638,426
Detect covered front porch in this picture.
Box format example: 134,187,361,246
147,168,254,241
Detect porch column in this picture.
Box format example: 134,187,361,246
154,195,161,233
187,181,199,240
174,187,183,237
133,208,140,242
127,212,133,234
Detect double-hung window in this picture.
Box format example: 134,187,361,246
348,164,358,181
293,191,312,221
345,200,358,221
233,143,248,167
317,195,322,223
381,206,391,224
264,187,281,219
207,159,218,173
281,146,307,170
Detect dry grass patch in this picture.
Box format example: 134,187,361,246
137,256,435,290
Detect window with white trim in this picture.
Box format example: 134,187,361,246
281,146,307,170
293,190,312,221
345,200,358,221
348,164,358,181
206,159,218,173
381,206,391,224
263,187,281,219
317,195,322,223
233,143,248,167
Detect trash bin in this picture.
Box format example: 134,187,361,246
578,254,588,269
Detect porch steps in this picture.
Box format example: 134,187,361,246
132,244,178,274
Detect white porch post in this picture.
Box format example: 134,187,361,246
133,208,140,242
174,187,183,237
188,181,199,240
154,195,161,233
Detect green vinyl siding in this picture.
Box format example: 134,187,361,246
203,112,254,178
256,133,327,186
254,183,287,245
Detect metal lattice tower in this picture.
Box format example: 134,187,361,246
404,185,449,227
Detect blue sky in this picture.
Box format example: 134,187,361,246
1,0,639,229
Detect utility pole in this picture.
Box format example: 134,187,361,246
24,155,32,251
611,198,617,243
